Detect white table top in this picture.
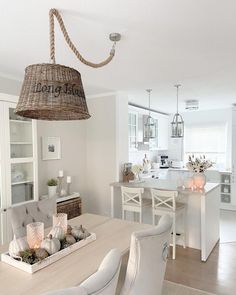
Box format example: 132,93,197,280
110,179,220,195
0,213,152,295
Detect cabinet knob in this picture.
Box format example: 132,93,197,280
3,208,7,212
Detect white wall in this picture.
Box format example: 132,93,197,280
168,108,232,168
37,120,87,201
85,93,128,216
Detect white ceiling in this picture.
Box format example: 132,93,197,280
1,0,236,112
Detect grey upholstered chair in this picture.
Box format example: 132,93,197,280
9,197,57,238
41,248,122,295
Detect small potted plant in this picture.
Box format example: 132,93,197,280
47,178,58,198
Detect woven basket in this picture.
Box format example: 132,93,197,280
15,63,91,120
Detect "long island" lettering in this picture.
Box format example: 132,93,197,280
32,83,83,98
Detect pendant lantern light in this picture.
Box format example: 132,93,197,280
144,89,157,139
171,84,184,138
15,9,121,120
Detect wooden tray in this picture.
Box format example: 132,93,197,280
1,233,96,274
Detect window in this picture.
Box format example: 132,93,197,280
184,123,228,168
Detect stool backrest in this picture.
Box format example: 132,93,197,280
151,189,178,211
121,186,144,207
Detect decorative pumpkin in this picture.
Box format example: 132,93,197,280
49,225,65,241
65,234,76,245
71,225,90,240
41,234,60,255
9,235,29,258
67,225,72,235
35,248,49,260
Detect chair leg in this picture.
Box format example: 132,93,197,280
172,215,176,260
122,209,125,220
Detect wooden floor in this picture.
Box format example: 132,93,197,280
165,243,236,295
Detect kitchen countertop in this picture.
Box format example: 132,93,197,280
110,178,219,195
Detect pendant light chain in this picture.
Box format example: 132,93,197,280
49,8,116,67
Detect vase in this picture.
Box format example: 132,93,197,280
193,173,206,189
48,185,57,198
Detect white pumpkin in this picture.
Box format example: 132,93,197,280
9,235,29,257
71,225,90,240
41,235,60,255
49,225,65,241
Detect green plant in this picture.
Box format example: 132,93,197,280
47,178,58,186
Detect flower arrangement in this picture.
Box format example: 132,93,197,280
131,164,143,175
131,164,143,181
186,155,213,173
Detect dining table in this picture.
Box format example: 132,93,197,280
0,213,152,295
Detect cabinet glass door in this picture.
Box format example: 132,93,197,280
9,107,34,205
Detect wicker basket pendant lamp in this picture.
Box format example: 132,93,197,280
15,8,121,120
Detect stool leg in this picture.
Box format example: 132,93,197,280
139,209,142,223
172,215,176,260
122,209,125,220
152,211,155,225
183,209,186,249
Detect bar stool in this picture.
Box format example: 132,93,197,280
121,186,151,223
151,189,186,259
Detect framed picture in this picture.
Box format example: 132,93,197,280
42,136,61,160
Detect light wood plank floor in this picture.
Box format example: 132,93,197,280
117,243,236,295
165,243,236,295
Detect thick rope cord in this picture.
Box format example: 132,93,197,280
49,8,115,68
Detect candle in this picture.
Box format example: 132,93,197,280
58,170,64,177
67,176,71,183
27,222,44,249
53,213,68,234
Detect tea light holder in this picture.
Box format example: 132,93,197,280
27,222,44,249
53,213,68,233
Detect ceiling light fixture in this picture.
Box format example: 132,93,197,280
144,89,157,139
185,99,199,110
171,84,184,138
15,8,121,120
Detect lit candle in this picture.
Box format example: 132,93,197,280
27,222,44,249
67,176,71,183
58,170,64,177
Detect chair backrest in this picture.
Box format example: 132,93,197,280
151,189,178,211
121,186,144,207
80,248,122,295
121,215,172,295
9,197,57,238
41,249,121,295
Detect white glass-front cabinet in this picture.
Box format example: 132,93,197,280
0,94,38,244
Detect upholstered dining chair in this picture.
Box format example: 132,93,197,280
120,215,172,295
9,197,57,238
41,248,122,295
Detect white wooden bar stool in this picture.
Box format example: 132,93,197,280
151,189,186,259
121,186,151,223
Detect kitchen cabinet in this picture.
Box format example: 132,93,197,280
0,94,38,244
230,124,236,207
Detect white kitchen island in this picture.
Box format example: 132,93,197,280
110,179,220,261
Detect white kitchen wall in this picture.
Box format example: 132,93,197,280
129,150,158,165
168,108,232,168
37,120,87,200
